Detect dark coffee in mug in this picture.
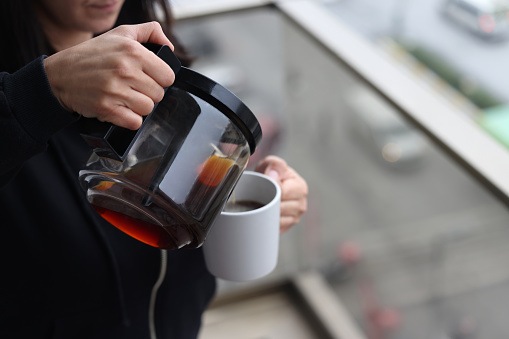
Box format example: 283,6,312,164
223,199,264,213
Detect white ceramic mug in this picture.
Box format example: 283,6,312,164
203,171,281,281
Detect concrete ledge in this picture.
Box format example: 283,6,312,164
291,271,366,339
204,271,366,339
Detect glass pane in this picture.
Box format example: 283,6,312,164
282,3,509,338
176,3,509,338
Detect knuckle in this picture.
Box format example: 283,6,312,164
300,201,308,214
94,97,111,114
153,87,165,103
114,24,129,34
150,21,162,31
139,98,155,116
101,80,121,100
113,59,133,79
121,39,140,55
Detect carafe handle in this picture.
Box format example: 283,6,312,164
80,44,181,161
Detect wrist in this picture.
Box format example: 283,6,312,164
43,54,72,112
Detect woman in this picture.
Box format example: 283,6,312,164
0,0,307,338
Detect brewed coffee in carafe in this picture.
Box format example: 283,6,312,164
79,44,261,250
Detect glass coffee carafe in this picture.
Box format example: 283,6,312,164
79,44,262,250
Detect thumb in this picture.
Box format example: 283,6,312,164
121,22,174,50
255,155,287,185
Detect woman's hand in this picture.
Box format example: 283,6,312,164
43,22,175,130
255,155,308,234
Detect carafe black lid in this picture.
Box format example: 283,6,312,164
80,44,262,160
173,67,262,154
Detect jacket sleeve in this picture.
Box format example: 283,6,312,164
0,56,79,186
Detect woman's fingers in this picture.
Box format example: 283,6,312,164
254,155,309,233
43,23,176,130
117,21,174,50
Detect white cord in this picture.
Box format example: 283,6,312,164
149,249,168,339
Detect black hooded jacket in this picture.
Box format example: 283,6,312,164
0,56,216,339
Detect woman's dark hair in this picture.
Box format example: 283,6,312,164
0,0,191,73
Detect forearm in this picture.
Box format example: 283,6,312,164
0,56,78,185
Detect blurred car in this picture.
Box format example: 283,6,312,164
346,87,428,169
442,0,509,41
